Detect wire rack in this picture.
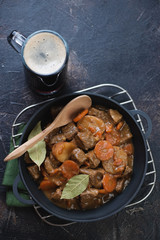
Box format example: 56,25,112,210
11,83,156,226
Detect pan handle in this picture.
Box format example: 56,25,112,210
13,174,35,205
130,110,152,139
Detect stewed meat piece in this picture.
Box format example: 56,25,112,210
119,123,133,144
75,131,97,150
80,188,101,210
80,168,104,188
27,165,40,181
51,188,67,209
113,146,128,174
49,133,66,144
102,146,128,175
51,188,62,200
70,148,87,165
122,166,132,177
88,107,113,123
44,157,55,175
105,127,120,146
85,150,100,168
115,178,125,193
62,122,78,140
102,158,115,174
44,127,60,144
50,170,67,186
49,152,61,168
66,198,80,210
51,188,80,210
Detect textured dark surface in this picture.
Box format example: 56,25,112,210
0,0,160,239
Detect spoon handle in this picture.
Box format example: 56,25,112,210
4,121,58,162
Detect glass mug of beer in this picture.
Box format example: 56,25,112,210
8,30,69,95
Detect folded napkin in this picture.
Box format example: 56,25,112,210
2,125,31,207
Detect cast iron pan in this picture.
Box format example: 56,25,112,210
13,93,152,222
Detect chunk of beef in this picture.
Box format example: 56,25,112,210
127,155,134,168
51,189,79,210
49,152,61,168
85,150,100,168
51,188,62,200
62,122,78,140
80,168,104,188
75,131,97,151
51,188,67,208
102,158,116,174
109,109,122,124
80,188,102,210
44,157,55,175
50,170,67,186
105,127,120,146
119,122,133,144
44,127,60,143
122,166,132,177
50,133,66,144
27,165,40,180
71,148,87,165
70,138,78,147
115,178,125,193
102,147,128,175
66,198,80,210
88,107,113,123
113,146,128,174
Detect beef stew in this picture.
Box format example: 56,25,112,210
26,105,134,211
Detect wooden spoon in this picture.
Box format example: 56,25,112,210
4,95,92,162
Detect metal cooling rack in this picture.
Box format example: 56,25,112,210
11,83,156,226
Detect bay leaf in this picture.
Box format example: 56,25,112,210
61,174,89,199
27,121,46,169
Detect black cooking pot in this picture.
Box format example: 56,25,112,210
13,93,152,222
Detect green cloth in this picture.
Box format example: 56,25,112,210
2,125,31,207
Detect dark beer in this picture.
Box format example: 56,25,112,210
8,30,69,95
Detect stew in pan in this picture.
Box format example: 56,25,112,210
25,105,134,210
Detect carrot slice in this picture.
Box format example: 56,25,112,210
94,140,114,161
116,121,124,130
78,125,83,130
102,173,117,193
39,180,56,190
60,160,79,179
98,189,108,194
73,109,88,122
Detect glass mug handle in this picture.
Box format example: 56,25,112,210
7,30,26,53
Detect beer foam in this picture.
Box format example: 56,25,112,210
23,32,67,75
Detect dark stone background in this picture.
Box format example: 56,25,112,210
0,0,160,239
